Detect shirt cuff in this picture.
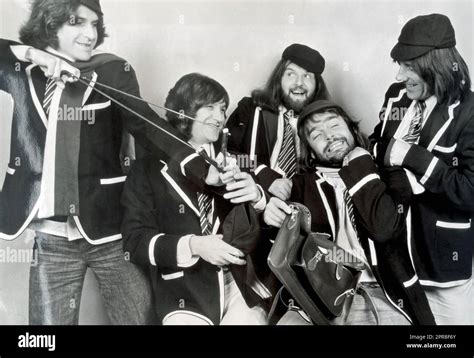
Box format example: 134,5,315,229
252,185,267,212
390,139,411,166
176,234,199,268
10,45,32,62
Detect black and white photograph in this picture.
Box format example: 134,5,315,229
0,0,473,354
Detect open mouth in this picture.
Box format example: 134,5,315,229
76,42,92,50
406,83,417,90
327,140,346,153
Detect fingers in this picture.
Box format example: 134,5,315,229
224,253,246,266
272,197,292,214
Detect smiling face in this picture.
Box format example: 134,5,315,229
189,100,227,147
55,5,98,61
396,61,431,100
304,110,355,166
280,62,316,113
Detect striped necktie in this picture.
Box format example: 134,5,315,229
277,111,297,178
403,100,426,144
43,78,57,116
343,189,358,238
197,192,213,235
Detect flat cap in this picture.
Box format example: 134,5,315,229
391,13,456,61
282,43,325,75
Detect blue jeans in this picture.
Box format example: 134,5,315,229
29,232,155,325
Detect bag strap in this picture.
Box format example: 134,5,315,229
267,286,285,322
356,286,380,325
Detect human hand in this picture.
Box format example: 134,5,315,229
26,48,80,86
268,178,292,201
223,172,262,204
205,153,238,186
189,234,246,266
263,197,292,228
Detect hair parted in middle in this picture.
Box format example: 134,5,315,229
164,73,230,140
297,106,368,172
19,0,107,50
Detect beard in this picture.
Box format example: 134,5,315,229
315,139,354,167
281,88,314,114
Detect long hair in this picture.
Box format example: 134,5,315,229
297,107,367,172
410,47,471,105
19,0,107,50
164,73,230,140
251,59,329,112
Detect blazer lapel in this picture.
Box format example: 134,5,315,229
261,109,279,157
418,102,450,150
26,64,48,128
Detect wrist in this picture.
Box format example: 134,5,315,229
189,235,200,257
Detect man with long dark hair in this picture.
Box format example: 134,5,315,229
226,43,329,200
264,100,435,325
371,13,473,324
0,0,222,324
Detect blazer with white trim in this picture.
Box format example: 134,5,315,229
290,155,435,325
121,155,266,324
370,82,474,286
0,39,209,243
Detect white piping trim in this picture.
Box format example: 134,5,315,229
254,164,267,175
25,64,47,128
163,310,214,325
249,107,261,161
419,157,438,185
403,275,418,288
218,268,225,321
380,88,406,136
72,216,122,245
373,142,378,160
82,100,111,111
348,174,380,197
161,271,184,280
427,101,460,152
100,176,127,185
6,167,15,175
380,285,413,324
368,239,377,266
161,163,200,216
0,199,41,241
212,217,220,235
436,219,471,229
270,112,284,169
81,72,97,106
433,143,457,153
420,278,470,288
180,153,200,177
148,233,164,266
315,178,336,239
406,207,416,270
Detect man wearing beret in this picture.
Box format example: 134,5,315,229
226,44,329,302
0,0,223,324
370,13,473,324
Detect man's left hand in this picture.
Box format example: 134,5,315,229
223,172,262,204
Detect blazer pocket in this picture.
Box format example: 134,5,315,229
100,176,127,185
161,271,184,280
435,219,472,271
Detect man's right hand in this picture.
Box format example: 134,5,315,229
263,197,292,228
26,48,80,84
268,178,293,200
189,234,246,266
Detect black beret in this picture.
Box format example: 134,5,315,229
80,0,103,15
391,13,456,61
298,100,342,128
282,43,325,75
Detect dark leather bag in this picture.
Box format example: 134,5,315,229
268,203,366,325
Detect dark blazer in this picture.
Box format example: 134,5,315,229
121,155,266,324
370,82,474,285
0,39,209,243
289,155,435,325
227,97,286,191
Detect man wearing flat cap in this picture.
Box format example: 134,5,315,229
370,13,473,324
0,0,224,325
226,44,329,302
